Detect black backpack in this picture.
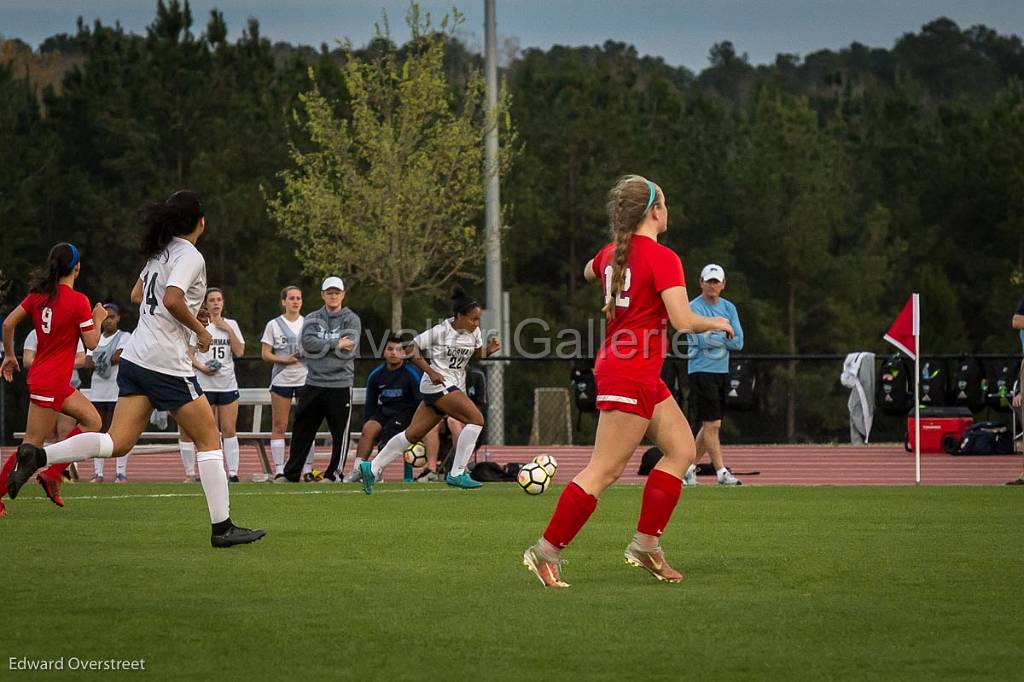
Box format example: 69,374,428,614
952,355,985,413
984,359,1019,413
638,447,663,475
918,360,948,407
466,367,488,410
570,360,597,413
954,421,1014,455
878,354,914,416
726,359,757,411
469,461,518,482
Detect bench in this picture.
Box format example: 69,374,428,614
16,387,368,476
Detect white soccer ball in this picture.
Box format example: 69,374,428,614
532,454,558,478
517,462,551,495
404,442,428,468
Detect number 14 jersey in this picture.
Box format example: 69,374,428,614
122,237,207,377
593,234,685,383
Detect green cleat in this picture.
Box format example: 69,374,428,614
359,460,376,495
445,472,482,489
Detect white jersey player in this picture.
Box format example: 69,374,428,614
181,287,245,481
358,286,499,493
7,190,265,548
259,285,314,478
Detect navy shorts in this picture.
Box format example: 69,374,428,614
422,386,461,407
117,359,203,412
270,385,304,399
205,390,240,406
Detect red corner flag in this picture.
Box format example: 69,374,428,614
883,294,919,359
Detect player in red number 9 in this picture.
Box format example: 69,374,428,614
1,243,106,516
522,175,734,588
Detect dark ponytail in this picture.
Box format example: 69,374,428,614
28,242,79,300
450,285,479,317
140,190,204,260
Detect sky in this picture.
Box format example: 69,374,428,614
1,1,1022,72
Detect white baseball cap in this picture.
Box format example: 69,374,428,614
321,276,345,291
700,264,725,282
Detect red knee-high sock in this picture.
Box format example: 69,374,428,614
542,482,598,549
0,453,17,496
636,468,682,537
38,427,82,482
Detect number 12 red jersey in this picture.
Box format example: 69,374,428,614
593,234,686,382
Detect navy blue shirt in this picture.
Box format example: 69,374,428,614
363,361,423,422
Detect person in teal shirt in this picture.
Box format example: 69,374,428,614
685,264,744,486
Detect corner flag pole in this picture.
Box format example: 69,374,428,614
913,293,921,485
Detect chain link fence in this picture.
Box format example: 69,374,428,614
2,354,1020,448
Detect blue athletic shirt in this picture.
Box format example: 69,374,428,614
363,361,423,421
687,295,744,374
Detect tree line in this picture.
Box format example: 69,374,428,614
2,2,1023,364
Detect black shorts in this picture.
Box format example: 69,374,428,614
117,359,203,412
422,386,461,407
270,385,304,399
368,408,417,445
689,372,728,425
205,390,239,406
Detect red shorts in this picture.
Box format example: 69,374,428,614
28,383,76,411
595,375,671,420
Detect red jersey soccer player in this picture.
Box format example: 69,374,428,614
522,175,733,588
1,243,105,516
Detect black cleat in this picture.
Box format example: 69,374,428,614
7,444,47,500
228,475,240,483
211,524,267,548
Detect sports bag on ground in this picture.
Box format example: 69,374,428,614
953,421,1014,455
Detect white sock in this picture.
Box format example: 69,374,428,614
115,455,128,477
370,431,412,478
270,439,285,475
45,432,113,464
94,458,105,477
197,450,230,524
303,443,315,474
179,441,196,478
716,467,729,480
686,464,696,476
449,424,482,477
223,436,240,476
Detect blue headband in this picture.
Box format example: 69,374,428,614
63,243,80,275
643,180,657,214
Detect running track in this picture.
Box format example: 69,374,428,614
3,444,1019,486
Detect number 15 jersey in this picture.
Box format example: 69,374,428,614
593,234,685,383
121,237,207,377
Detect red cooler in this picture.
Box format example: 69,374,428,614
906,406,973,454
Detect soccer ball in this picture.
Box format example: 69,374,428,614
533,454,558,478
517,462,550,495
404,442,428,468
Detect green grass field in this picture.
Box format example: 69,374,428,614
4,482,1022,680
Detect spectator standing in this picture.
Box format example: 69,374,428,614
685,264,744,486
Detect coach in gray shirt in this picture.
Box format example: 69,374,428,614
281,276,361,482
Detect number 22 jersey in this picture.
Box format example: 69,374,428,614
593,234,686,383
121,237,207,377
